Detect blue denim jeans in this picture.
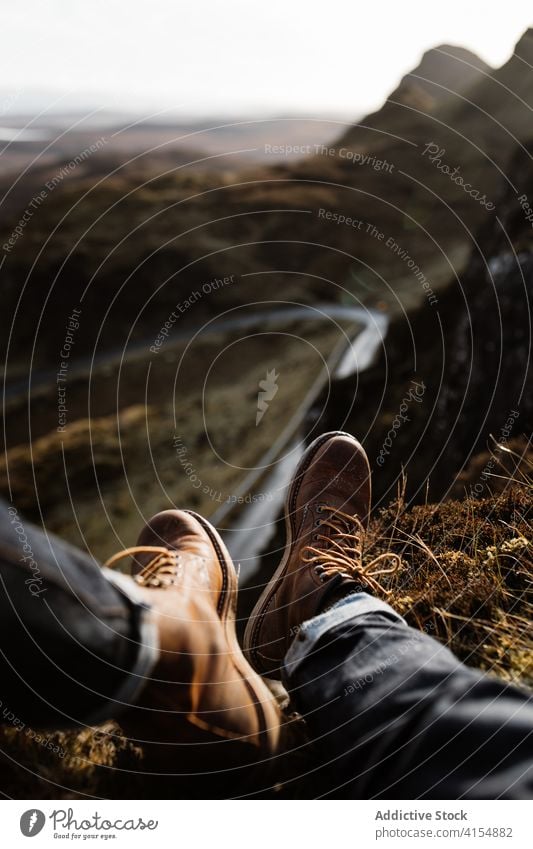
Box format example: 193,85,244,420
283,593,533,799
0,500,158,728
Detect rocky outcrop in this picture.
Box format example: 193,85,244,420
318,141,533,505
383,44,490,111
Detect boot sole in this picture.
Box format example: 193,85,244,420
243,431,368,678
183,509,277,755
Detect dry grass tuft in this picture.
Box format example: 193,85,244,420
0,721,142,799
364,474,532,686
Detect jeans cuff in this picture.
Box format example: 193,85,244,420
83,569,160,725
282,592,405,683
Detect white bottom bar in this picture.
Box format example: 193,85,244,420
2,799,531,848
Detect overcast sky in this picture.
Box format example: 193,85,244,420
2,1,533,118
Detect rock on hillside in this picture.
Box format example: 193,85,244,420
318,138,533,505
376,44,491,112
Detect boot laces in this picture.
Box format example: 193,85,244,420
104,546,181,588
302,505,400,595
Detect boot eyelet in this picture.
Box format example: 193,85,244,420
315,519,321,526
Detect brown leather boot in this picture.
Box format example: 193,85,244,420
244,432,399,679
105,509,281,786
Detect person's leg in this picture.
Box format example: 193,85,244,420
245,431,533,799
0,500,158,728
283,592,533,799
1,501,282,796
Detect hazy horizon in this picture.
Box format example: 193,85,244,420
2,1,532,122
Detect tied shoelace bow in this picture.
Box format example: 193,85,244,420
302,505,401,596
104,546,181,587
